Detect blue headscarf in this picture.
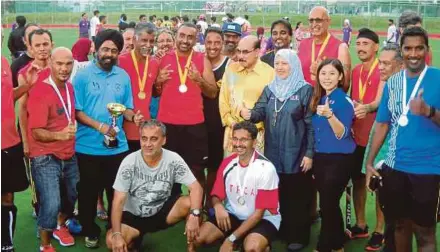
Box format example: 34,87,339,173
268,49,308,101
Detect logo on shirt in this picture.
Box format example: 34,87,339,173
56,105,65,116
290,95,299,101
91,81,100,91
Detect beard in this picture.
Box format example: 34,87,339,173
224,43,237,53
97,55,117,71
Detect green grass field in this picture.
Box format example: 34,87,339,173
2,28,439,251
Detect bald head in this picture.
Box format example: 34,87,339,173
237,35,260,69
309,6,331,37
50,47,74,84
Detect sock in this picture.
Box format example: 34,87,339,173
1,205,17,249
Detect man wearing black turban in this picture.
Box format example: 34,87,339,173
73,29,144,248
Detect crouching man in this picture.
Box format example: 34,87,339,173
106,120,203,251
188,121,281,252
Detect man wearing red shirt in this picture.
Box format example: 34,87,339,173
154,23,217,193
1,52,29,251
297,6,351,91
27,47,78,252
119,23,159,152
347,28,383,242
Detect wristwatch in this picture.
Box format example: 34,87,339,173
228,233,237,243
190,209,201,217
427,106,436,118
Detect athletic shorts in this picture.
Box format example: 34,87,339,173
207,212,278,245
350,145,366,180
1,143,29,193
163,123,208,169
378,164,440,227
121,194,180,237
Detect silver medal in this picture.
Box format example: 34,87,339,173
179,84,188,93
398,115,408,127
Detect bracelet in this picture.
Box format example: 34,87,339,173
111,232,122,239
326,112,334,119
98,122,104,132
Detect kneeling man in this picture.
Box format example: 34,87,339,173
106,120,203,251
189,121,281,252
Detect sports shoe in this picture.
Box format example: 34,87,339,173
1,244,14,252
85,236,99,248
53,225,75,246
65,218,82,235
365,232,384,251
347,224,369,239
39,244,56,252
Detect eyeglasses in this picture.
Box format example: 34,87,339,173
232,137,252,144
236,48,255,56
308,18,327,24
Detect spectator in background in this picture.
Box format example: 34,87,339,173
7,15,27,59
294,21,305,49
197,15,209,34
128,21,136,29
118,13,128,32
386,19,397,45
156,18,163,28
163,16,173,29
121,28,135,54
171,16,179,29
90,10,100,41
96,16,107,35
72,38,92,62
11,22,17,31
256,27,267,56
242,14,252,37
210,16,220,28
149,15,156,25
139,14,147,23
182,15,190,23
79,13,90,38
342,19,352,47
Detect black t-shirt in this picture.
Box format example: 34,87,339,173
7,27,26,56
203,56,229,131
10,53,33,88
260,51,275,68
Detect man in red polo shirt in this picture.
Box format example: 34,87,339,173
297,6,351,91
347,28,383,242
154,22,217,194
119,23,159,152
27,47,78,252
1,36,29,252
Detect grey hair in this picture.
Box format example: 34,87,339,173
134,23,156,38
382,43,403,62
139,120,167,136
156,28,175,42
122,28,135,35
398,11,422,28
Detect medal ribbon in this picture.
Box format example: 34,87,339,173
235,151,256,201
402,65,428,117
130,50,149,94
175,50,194,87
311,32,331,62
48,76,72,124
358,58,379,102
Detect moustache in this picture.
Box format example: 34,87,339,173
358,50,367,55
233,145,246,149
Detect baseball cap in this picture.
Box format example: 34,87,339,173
222,22,242,36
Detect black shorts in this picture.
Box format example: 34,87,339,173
163,123,208,169
206,126,225,171
350,145,366,181
207,212,278,244
127,140,141,153
378,164,440,227
1,143,29,193
121,194,180,237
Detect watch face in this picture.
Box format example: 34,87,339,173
192,209,201,215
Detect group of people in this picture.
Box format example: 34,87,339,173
2,5,439,252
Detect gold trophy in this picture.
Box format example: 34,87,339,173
104,103,126,148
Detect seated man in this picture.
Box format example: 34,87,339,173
189,121,281,252
106,120,203,251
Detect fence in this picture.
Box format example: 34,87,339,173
1,0,440,32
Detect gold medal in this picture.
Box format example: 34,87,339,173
175,50,193,94
138,91,146,99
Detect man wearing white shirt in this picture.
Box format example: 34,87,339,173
386,19,397,44
197,15,209,35
188,121,280,252
90,10,100,42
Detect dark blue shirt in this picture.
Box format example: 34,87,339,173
312,88,356,154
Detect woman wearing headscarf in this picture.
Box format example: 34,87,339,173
241,49,314,251
70,38,93,83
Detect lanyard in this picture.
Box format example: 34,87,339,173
402,66,428,117
48,76,72,124
235,152,255,198
130,50,149,93
311,33,331,62
175,50,194,86
358,58,379,102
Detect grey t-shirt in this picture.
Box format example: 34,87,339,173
113,149,196,217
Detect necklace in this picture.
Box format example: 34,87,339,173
272,98,289,126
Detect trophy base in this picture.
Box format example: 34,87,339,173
104,136,118,149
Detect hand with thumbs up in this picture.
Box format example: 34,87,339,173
133,110,145,126
353,100,368,119
409,89,431,117
240,102,251,120
316,97,333,118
